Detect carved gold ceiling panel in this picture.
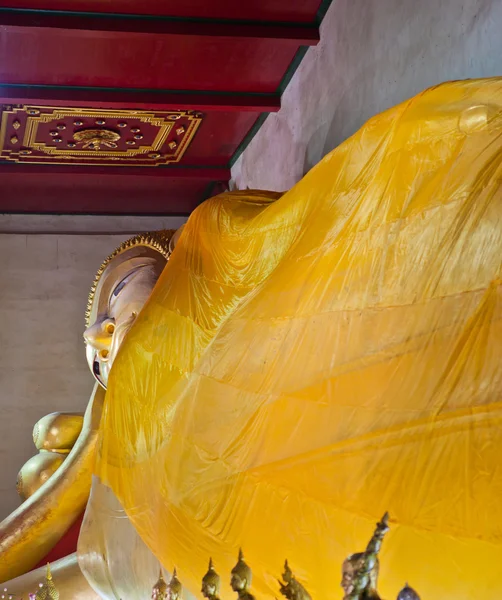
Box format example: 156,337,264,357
0,105,203,166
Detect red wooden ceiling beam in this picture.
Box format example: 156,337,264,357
0,85,281,113
0,163,230,179
0,8,320,45
0,164,229,214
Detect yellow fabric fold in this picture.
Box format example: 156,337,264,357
91,79,502,600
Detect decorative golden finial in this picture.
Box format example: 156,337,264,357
341,513,390,600
85,230,175,328
35,564,59,600
167,568,182,600
278,559,312,600
397,584,420,600
231,549,255,600
201,558,221,600
152,568,169,600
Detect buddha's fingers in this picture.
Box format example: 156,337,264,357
0,384,105,583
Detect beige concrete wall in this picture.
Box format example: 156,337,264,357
232,0,502,190
0,216,186,519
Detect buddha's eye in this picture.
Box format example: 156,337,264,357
113,278,128,297
111,266,143,299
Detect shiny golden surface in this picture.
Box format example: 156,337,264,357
33,413,84,452
0,385,104,583
2,554,99,600
16,452,66,501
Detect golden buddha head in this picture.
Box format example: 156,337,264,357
230,549,252,593
167,568,182,600
201,558,220,599
152,570,169,600
397,584,420,600
341,553,379,599
84,231,175,388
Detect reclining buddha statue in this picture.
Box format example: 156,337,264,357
1,77,502,600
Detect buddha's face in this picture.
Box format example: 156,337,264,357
84,246,166,388
167,588,180,600
201,581,217,599
230,573,246,593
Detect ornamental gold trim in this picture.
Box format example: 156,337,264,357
0,106,203,167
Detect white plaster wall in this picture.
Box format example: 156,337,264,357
232,0,502,190
0,215,186,519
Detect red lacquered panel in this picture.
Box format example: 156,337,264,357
0,28,299,92
0,168,221,214
182,111,261,165
0,0,323,22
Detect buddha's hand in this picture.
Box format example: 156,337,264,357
0,384,104,583
17,412,85,501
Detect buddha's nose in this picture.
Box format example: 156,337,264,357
83,318,115,356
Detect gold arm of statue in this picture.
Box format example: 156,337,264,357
3,553,99,600
0,384,105,583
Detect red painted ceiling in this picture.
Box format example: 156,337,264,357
0,1,329,215
0,0,323,21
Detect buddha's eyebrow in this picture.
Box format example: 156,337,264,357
110,265,146,299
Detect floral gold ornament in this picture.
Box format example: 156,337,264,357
0,105,203,166
73,129,121,150
12,120,21,130
168,141,178,149
10,135,18,144
176,126,185,135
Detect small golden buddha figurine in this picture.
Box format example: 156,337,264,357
396,584,420,600
151,569,169,600
201,558,221,600
167,568,183,600
35,564,59,600
230,549,256,600
341,513,390,600
278,560,312,600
